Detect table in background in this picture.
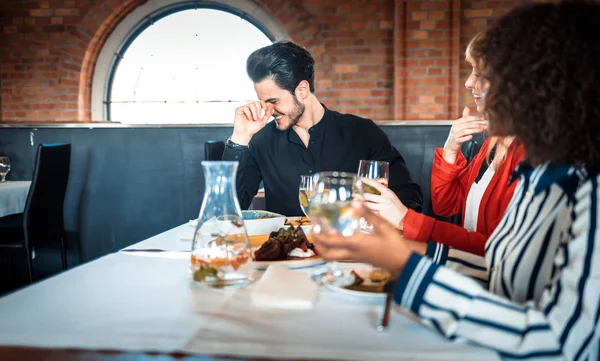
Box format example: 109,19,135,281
0,181,31,217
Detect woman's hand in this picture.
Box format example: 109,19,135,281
311,203,412,278
443,107,487,164
361,178,408,230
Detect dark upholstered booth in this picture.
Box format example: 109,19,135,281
0,124,482,290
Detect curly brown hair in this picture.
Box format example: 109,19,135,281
476,0,600,167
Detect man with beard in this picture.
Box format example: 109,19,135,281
222,41,422,216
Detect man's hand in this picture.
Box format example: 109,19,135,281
230,101,275,145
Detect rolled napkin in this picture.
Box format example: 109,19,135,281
251,265,318,310
180,233,193,242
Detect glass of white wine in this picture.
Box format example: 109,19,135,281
357,160,389,232
309,171,363,286
0,156,10,182
299,174,313,217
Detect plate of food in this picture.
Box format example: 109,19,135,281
285,216,312,234
251,225,325,269
326,267,391,300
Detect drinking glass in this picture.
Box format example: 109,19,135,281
0,156,10,182
358,160,390,192
308,171,362,286
357,160,389,232
298,174,313,217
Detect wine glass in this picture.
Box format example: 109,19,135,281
298,174,313,217
357,160,389,232
358,160,390,191
0,156,11,182
308,171,362,286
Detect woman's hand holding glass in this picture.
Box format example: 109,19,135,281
361,178,408,230
311,202,412,279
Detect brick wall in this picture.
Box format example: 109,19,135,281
0,0,523,123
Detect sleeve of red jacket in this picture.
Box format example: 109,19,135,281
429,147,469,217
403,209,486,256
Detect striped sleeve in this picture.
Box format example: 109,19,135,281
426,241,488,286
394,177,600,361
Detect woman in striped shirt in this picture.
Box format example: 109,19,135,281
313,1,600,359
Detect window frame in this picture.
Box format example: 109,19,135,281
91,0,287,123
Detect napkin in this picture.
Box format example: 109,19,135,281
251,265,318,310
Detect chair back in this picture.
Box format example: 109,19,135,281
204,140,225,161
23,143,71,247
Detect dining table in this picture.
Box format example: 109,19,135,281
0,220,500,361
0,180,31,218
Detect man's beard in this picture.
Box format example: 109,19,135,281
276,96,305,131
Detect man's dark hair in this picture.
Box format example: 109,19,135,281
477,0,600,167
246,40,315,94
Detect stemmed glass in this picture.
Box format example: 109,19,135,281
357,160,389,232
0,156,11,182
358,160,390,190
298,174,313,217
308,171,363,286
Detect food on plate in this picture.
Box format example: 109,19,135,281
344,268,392,293
285,216,311,227
254,226,318,261
370,268,391,282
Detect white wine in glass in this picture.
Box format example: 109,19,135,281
298,174,313,217
357,160,390,231
308,171,362,286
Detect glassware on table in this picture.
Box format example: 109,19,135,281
357,160,390,232
298,174,314,217
357,160,390,193
0,156,10,182
308,171,363,286
191,161,254,289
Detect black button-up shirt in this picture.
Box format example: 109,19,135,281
223,107,423,216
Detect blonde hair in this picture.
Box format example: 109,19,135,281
466,32,511,168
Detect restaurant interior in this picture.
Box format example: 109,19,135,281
1,0,596,360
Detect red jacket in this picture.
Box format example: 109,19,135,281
403,138,526,256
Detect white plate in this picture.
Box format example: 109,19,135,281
325,268,386,300
253,255,325,270
188,212,287,236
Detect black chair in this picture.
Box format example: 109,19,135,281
204,140,225,161
464,139,480,164
0,143,71,283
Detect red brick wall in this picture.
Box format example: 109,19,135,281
0,0,524,123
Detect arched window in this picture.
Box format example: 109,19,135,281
92,1,286,124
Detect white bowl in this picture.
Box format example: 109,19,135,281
242,210,286,236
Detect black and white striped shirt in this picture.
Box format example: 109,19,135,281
426,242,489,285
394,163,600,360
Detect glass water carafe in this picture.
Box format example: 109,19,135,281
191,161,253,288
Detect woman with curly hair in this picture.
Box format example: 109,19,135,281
313,1,600,359
363,32,526,284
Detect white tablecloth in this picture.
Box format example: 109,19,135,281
0,223,500,361
0,181,30,217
